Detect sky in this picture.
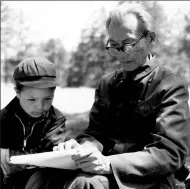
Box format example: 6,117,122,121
6,1,118,51
4,1,190,52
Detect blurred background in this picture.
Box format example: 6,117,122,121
1,1,190,138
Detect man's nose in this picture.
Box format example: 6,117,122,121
117,50,129,59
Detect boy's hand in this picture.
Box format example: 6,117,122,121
53,139,81,151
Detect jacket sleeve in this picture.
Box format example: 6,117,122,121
37,114,67,152
109,81,190,188
78,77,190,188
77,79,116,154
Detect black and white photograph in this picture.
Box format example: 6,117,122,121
1,1,190,189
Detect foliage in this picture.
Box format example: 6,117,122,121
64,112,89,140
2,17,68,86
1,2,29,54
66,1,190,87
180,15,190,58
39,39,68,87
177,14,190,84
66,9,119,87
67,29,118,87
1,1,190,87
1,1,31,82
1,3,68,86
141,2,190,84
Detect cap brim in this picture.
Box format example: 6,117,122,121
19,80,59,88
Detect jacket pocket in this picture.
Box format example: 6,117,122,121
132,98,160,117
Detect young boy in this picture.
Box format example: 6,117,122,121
0,57,66,189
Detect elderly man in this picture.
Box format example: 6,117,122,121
55,3,190,189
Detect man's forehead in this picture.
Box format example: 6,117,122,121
123,13,139,30
107,18,141,41
109,13,139,32
107,14,141,40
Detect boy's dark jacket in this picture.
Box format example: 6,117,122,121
77,55,190,189
0,97,66,176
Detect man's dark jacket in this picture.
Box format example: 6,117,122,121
77,55,190,189
0,97,66,185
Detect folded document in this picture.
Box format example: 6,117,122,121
10,150,77,170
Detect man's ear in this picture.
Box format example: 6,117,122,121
149,31,156,42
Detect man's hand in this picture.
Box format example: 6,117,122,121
72,148,112,175
53,139,112,175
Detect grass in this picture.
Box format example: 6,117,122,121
63,111,90,140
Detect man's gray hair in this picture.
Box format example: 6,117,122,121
106,2,153,34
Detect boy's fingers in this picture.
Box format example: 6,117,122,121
53,146,58,151
58,142,65,150
64,140,78,150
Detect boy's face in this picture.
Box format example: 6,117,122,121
16,86,55,118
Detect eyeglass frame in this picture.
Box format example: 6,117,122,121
105,33,147,55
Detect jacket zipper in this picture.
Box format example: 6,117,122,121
25,119,44,145
15,114,44,150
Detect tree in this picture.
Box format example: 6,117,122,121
68,1,190,87
39,38,68,87
66,8,119,87
67,28,119,87
178,14,190,84
1,1,31,82
140,2,167,55
179,15,190,59
120,1,190,84
67,1,167,87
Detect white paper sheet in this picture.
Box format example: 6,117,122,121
10,150,77,170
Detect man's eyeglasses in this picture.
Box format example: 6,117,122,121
105,33,147,56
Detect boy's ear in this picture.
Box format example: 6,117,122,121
14,88,20,98
14,87,18,93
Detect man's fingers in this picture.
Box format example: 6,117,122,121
81,164,102,173
76,161,92,169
